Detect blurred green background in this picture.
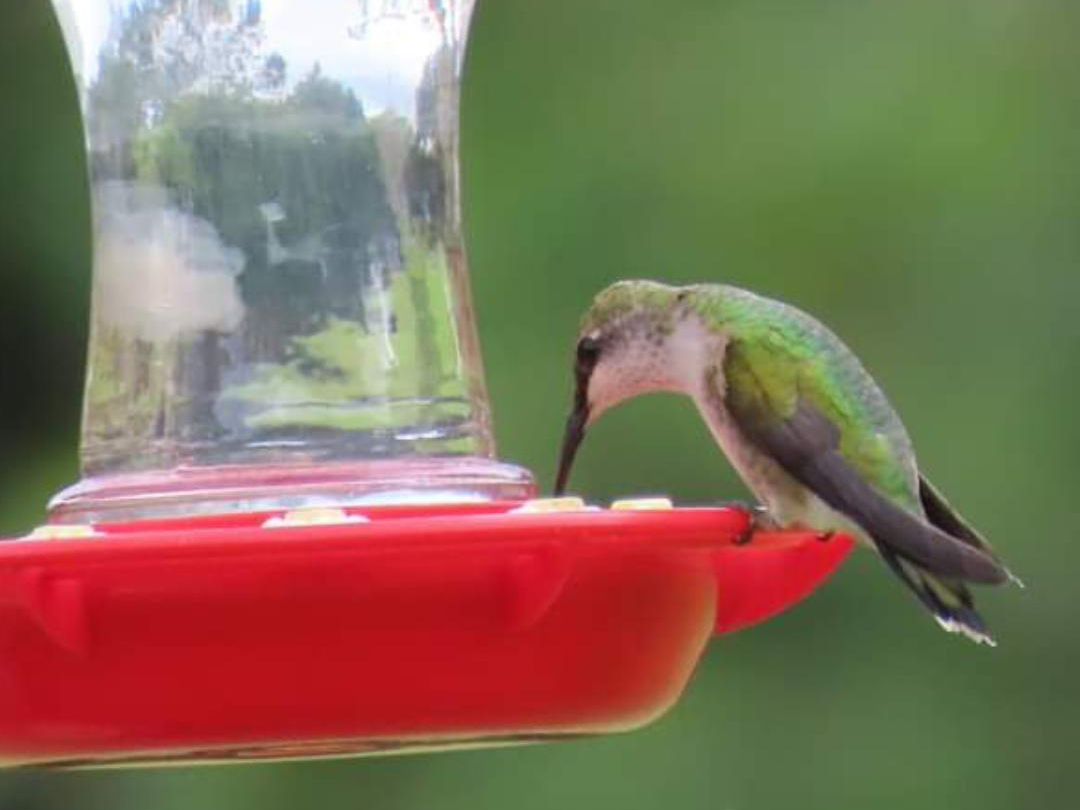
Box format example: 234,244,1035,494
2,0,1078,808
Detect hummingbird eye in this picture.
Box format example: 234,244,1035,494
576,336,601,368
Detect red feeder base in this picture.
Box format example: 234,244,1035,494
0,502,851,767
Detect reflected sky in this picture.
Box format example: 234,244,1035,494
55,0,470,118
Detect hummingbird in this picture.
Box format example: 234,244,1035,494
554,279,1014,644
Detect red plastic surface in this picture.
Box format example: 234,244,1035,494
0,503,851,766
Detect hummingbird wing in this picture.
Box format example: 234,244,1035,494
918,474,1000,559
720,339,1007,585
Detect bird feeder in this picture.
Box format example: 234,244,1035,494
0,0,852,767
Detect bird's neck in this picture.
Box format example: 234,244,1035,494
663,315,728,397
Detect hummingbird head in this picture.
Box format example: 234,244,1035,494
554,280,697,494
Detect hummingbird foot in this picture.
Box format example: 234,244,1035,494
816,531,836,543
731,504,780,545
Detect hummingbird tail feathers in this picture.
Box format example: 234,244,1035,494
879,547,995,646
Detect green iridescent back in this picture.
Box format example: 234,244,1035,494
690,283,922,513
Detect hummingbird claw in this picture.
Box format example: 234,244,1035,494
729,503,775,546
733,525,755,546
816,531,836,543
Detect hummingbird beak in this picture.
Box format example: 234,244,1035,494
555,335,602,495
554,356,596,495
554,398,589,495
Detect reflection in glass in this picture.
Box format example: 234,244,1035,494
49,0,533,519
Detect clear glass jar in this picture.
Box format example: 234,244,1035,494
49,0,533,521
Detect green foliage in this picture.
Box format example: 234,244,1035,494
83,38,469,448
219,237,469,433
131,83,395,339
